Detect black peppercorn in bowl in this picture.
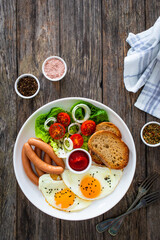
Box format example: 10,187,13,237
15,73,40,99
140,121,160,147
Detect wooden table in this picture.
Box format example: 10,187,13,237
1,1,160,239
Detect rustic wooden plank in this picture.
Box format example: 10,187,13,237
0,0,17,239
59,0,103,240
102,0,148,239
145,3,160,240
59,0,102,102
1,0,159,239
16,1,61,239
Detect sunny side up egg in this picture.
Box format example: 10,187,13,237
39,174,91,212
62,166,123,200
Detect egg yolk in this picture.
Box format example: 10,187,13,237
54,188,75,208
80,177,101,198
50,174,62,181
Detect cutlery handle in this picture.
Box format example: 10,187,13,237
108,193,142,236
108,218,125,236
96,202,142,233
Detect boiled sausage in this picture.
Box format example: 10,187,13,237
28,138,65,168
24,143,64,174
22,145,39,185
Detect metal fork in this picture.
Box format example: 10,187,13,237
108,171,159,236
96,191,160,233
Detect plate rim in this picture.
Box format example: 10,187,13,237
13,97,136,221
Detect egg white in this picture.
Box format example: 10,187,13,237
62,166,123,200
39,174,91,212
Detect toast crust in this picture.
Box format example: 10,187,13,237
88,130,129,169
89,150,104,165
96,122,122,138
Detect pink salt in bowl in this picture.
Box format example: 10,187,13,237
42,56,67,81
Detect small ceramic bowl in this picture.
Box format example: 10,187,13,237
140,121,160,147
42,56,67,81
15,73,40,99
66,148,92,174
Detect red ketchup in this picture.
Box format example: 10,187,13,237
69,150,89,171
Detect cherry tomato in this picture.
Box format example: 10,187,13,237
57,112,71,127
81,120,96,136
49,123,65,140
70,134,84,149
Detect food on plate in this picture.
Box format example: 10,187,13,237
35,101,109,144
70,134,84,149
96,122,122,138
35,150,52,177
62,166,122,200
44,152,52,165
64,138,73,151
68,123,81,135
72,104,91,123
81,120,96,136
57,112,71,127
68,150,89,171
34,147,44,177
28,138,65,168
70,101,109,124
88,131,129,169
49,123,66,140
44,117,57,131
22,146,39,185
39,174,91,211
91,122,122,165
35,107,65,143
50,173,62,181
24,142,64,174
89,150,104,165
21,100,130,212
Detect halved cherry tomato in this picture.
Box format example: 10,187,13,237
70,134,84,149
81,120,96,136
57,112,71,127
49,123,65,140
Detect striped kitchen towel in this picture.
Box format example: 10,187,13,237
124,17,160,119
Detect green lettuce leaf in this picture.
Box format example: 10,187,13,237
81,135,90,151
35,107,64,142
70,100,109,124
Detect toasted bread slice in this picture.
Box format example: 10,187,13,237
91,122,122,165
88,130,129,169
96,122,122,138
89,150,104,165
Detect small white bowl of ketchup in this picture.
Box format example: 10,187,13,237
66,149,92,174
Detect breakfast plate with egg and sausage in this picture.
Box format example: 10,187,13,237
13,97,136,220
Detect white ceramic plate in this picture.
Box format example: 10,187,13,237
13,97,136,221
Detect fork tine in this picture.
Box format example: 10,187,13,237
144,191,159,198
146,195,160,204
141,172,159,189
142,172,159,186
143,192,160,203
140,173,156,187
143,173,159,190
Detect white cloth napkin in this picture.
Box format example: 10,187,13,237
124,17,160,119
